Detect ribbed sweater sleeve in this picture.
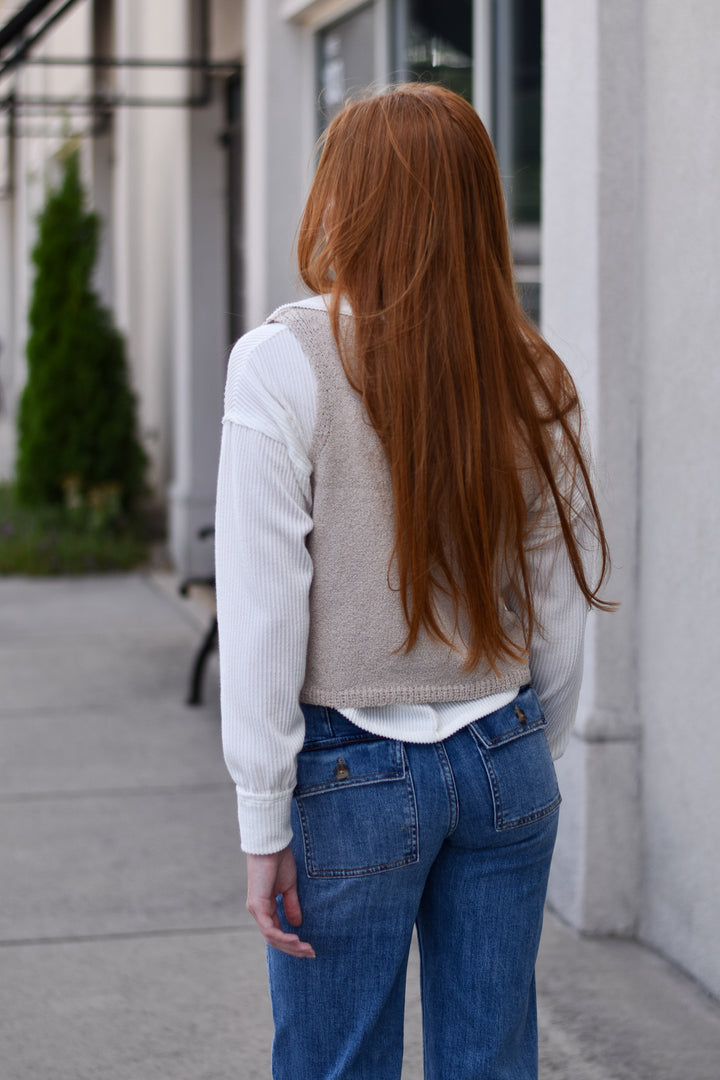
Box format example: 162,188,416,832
216,325,315,854
511,532,592,758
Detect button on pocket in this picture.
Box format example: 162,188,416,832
294,739,418,878
333,757,350,780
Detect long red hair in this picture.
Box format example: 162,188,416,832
297,83,612,670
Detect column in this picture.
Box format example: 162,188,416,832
541,0,644,934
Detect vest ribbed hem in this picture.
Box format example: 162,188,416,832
300,664,530,709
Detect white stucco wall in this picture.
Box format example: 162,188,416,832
244,0,393,326
244,0,313,327
113,0,190,498
638,0,720,998
111,0,233,574
543,0,720,998
542,0,643,936
167,73,229,575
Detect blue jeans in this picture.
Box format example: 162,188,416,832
268,685,560,1080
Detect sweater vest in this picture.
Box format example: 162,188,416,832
267,302,531,707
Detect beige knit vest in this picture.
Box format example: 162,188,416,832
267,302,531,707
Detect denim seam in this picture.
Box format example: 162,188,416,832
403,745,420,861
492,786,562,830
432,741,459,836
297,770,404,796
299,731,384,751
473,737,505,831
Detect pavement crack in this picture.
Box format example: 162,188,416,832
0,781,232,803
0,925,254,948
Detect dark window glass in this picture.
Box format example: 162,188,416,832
394,0,473,101
493,0,542,225
225,73,244,342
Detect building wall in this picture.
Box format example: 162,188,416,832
542,0,643,936
167,55,229,575
638,0,720,996
112,0,190,498
244,0,336,327
243,0,396,326
244,0,305,327
543,0,720,998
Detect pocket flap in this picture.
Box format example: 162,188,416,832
295,738,404,796
470,690,545,749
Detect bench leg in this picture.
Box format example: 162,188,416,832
186,617,219,706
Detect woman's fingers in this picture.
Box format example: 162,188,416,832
280,882,303,927
248,895,315,957
246,848,316,958
264,926,316,958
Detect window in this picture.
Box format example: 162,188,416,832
394,0,473,101
317,3,376,129
493,0,542,226
492,0,542,320
314,1,543,319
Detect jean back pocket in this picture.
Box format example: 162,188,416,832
468,688,561,830
294,738,418,878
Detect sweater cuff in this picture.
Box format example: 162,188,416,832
236,787,295,855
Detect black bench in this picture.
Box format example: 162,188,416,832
178,526,217,706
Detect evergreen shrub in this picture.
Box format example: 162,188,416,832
15,147,147,515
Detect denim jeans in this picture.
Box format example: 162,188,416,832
267,685,560,1080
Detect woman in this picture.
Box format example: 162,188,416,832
216,83,611,1080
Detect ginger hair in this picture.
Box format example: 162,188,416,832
297,83,613,670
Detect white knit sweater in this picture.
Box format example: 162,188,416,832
216,295,592,854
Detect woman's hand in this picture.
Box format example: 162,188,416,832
245,846,316,958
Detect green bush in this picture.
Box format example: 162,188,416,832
0,484,147,575
15,147,147,513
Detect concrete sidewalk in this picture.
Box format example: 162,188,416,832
1,573,718,1080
